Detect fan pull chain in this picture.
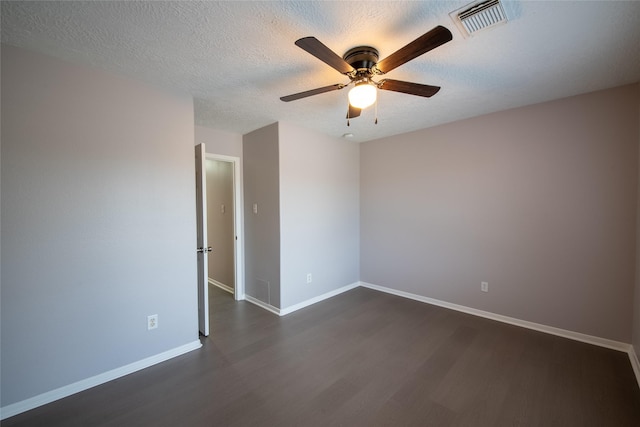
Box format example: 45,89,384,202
347,100,351,126
374,96,378,125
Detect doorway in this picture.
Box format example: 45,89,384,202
204,154,244,301
196,146,244,336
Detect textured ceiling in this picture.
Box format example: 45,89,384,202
2,1,639,142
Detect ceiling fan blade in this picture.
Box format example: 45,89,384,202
295,37,355,75
374,26,453,74
378,79,441,97
347,104,361,119
280,84,345,102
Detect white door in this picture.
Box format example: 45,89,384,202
195,143,210,336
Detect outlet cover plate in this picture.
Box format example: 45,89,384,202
148,314,158,330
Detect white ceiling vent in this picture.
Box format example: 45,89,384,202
449,0,508,38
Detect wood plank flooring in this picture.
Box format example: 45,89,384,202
5,286,640,426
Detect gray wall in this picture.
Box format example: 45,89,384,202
1,45,199,406
361,84,639,343
279,121,360,308
195,125,242,158
243,123,281,307
206,159,235,289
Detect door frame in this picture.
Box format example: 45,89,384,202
205,153,245,301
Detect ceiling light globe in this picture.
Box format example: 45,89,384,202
348,83,377,109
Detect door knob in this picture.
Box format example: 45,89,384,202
197,247,213,253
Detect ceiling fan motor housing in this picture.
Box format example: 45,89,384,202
343,46,379,71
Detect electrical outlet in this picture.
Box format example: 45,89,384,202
481,282,489,293
306,273,312,284
148,314,158,330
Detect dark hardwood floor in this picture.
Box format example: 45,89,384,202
5,286,640,426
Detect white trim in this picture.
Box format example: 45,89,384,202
205,153,237,163
359,281,631,353
243,282,360,317
0,340,202,420
208,278,234,295
629,346,640,388
205,153,245,302
244,295,281,315
279,282,361,316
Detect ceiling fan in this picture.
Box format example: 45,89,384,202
280,25,453,121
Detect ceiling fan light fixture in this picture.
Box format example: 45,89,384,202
348,82,377,109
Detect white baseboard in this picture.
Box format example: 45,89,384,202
244,282,360,317
208,278,234,295
0,340,202,420
244,294,281,315
279,282,361,316
360,281,631,353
